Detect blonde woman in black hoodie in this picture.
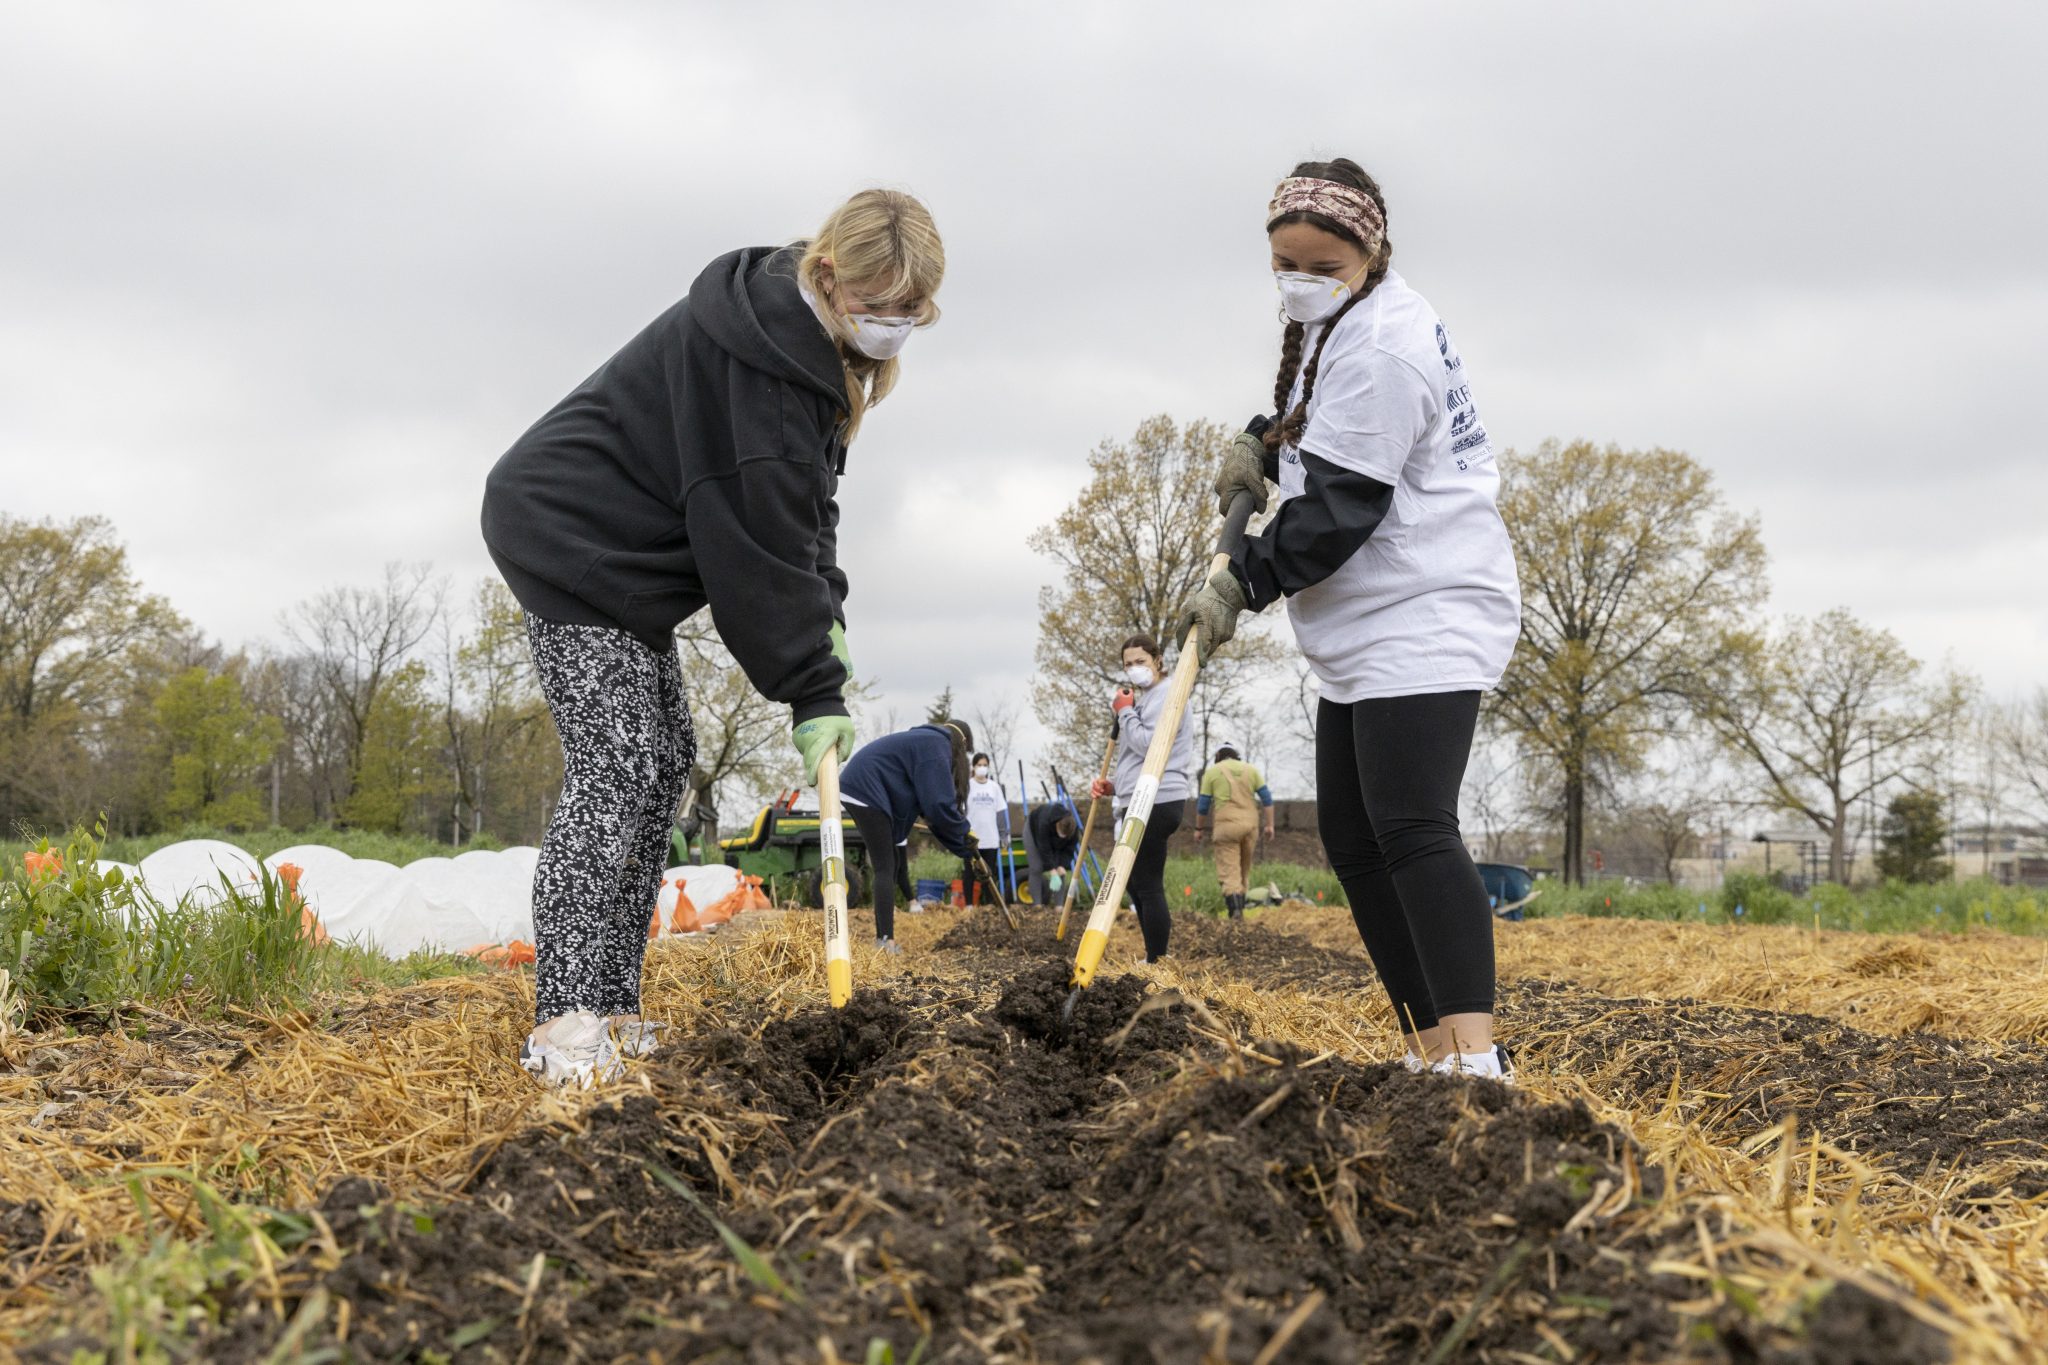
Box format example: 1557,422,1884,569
481,190,944,1088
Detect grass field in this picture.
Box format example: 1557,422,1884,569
5,881,2045,1362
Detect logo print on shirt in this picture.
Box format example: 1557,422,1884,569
1438,319,1488,458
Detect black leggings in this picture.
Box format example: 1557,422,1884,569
848,803,901,940
1122,799,1183,960
1317,692,1492,1030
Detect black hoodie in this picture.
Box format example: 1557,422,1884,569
481,246,852,723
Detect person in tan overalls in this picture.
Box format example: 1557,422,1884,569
1193,744,1275,919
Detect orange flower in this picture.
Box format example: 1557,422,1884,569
299,907,330,946
21,850,63,884
275,862,304,894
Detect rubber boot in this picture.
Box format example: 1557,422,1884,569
1227,893,1244,921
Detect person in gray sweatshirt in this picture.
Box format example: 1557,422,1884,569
1088,632,1195,962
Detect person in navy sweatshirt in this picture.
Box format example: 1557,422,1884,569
480,190,945,1088
840,721,978,953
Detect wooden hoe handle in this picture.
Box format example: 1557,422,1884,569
815,747,853,1008
1054,725,1120,942
1069,492,1258,987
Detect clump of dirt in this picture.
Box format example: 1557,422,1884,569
1716,1281,1950,1365
0,1200,44,1259
931,910,1066,959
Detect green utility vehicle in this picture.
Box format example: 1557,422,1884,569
669,787,872,909
673,782,1037,908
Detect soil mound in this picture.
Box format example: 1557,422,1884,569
44,963,1940,1363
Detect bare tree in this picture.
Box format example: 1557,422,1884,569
970,691,1023,776
674,614,801,817
1491,441,1768,884
1459,732,1523,863
282,562,444,807
1999,688,2048,829
440,581,546,843
1699,608,1974,883
1029,415,1282,776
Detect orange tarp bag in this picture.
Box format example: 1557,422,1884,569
698,873,765,928
669,884,701,934
463,940,537,969
273,863,329,945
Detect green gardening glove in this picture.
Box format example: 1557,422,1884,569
793,715,855,785
828,621,852,683
1173,569,1249,666
1214,428,1271,516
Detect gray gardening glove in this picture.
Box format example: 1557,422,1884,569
1214,429,1271,517
1173,569,1249,666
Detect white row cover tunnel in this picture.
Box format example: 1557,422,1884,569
90,839,742,958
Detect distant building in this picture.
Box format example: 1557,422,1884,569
1948,823,2048,887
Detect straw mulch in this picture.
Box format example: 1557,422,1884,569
3,903,2045,1361
1143,908,2048,1364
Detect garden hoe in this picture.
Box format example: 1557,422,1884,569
1063,490,1258,1025
970,838,1022,931
814,748,854,1068
1054,722,1119,942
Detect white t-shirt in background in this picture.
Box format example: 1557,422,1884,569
1274,269,1521,702
965,777,1007,849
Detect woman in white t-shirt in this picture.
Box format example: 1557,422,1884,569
1178,158,1522,1081
963,750,1009,899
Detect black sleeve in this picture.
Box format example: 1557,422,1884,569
684,382,847,723
816,478,849,624
916,746,974,855
1229,449,1395,611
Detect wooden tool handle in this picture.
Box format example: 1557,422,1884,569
1070,491,1257,986
1054,724,1120,941
815,747,852,1008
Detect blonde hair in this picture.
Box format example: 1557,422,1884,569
796,189,944,442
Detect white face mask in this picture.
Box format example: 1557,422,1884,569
846,312,916,360
1125,663,1155,688
798,279,917,360
1274,262,1369,324
973,764,990,779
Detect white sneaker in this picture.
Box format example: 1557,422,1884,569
612,1019,667,1059
520,1010,623,1089
1400,1051,1428,1074
1431,1044,1516,1084
875,936,903,955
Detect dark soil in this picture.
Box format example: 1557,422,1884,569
1508,980,2048,1198
27,929,1965,1364
1714,1282,1951,1365
1163,912,1375,993
0,1199,43,1256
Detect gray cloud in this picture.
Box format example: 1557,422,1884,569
6,1,2043,786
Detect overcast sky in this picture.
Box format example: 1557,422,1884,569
5,2,2044,792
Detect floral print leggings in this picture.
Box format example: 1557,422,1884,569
527,616,695,1025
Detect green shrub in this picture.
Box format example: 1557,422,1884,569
1720,871,1802,925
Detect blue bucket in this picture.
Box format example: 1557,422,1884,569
914,878,948,903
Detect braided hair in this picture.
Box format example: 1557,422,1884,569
1264,159,1393,455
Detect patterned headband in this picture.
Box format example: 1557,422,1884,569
1267,177,1385,256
